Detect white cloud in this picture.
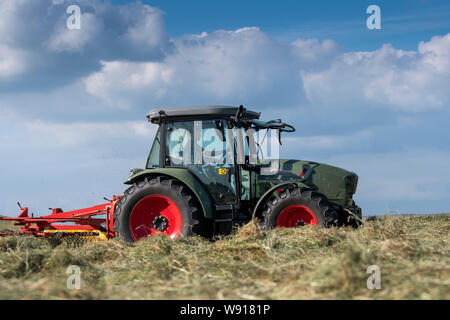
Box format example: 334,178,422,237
418,33,450,73
291,38,340,69
283,130,372,151
302,34,450,112
46,12,104,53
85,60,173,108
0,45,28,78
0,0,172,87
121,4,169,49
0,0,26,45
23,120,156,148
84,27,310,108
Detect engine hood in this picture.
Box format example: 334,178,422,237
256,159,358,206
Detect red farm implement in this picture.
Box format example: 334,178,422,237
0,196,122,243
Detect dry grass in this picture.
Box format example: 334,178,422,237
0,215,448,300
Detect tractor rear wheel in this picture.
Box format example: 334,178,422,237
114,176,208,242
262,188,338,229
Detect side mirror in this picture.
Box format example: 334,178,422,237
214,120,226,141
231,105,245,127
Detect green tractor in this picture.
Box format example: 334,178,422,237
114,105,362,242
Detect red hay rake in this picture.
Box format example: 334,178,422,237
0,196,122,244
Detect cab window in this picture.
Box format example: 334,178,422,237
146,128,160,168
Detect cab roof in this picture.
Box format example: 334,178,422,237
146,105,261,124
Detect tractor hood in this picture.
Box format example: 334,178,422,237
256,159,358,206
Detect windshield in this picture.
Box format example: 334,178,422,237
244,127,283,166
146,128,160,168
241,118,294,165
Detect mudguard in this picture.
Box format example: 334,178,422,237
252,180,311,219
124,168,214,219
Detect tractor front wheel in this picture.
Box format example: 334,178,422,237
263,188,339,229
114,176,207,242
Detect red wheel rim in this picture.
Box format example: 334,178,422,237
129,195,182,240
276,205,317,227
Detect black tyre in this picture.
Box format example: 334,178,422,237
263,188,339,228
114,176,209,242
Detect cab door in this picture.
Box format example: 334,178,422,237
165,119,238,205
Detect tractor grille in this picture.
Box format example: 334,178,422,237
352,176,358,194
345,175,358,195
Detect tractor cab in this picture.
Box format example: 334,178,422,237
144,106,294,208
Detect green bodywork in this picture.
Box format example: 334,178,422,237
254,159,358,206
124,158,358,219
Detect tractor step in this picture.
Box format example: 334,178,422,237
213,203,250,235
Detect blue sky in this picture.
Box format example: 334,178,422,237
120,0,450,50
0,0,449,216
